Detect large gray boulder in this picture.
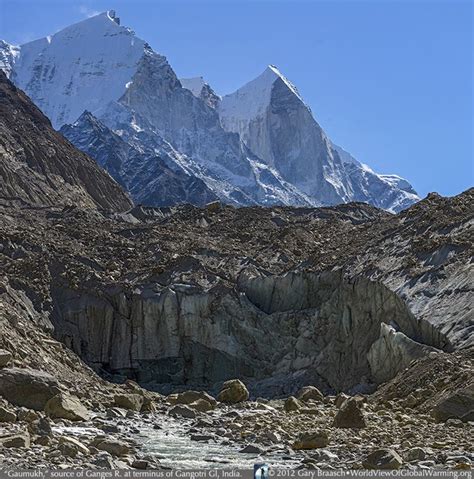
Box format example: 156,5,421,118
217,379,249,404
0,367,60,410
333,398,366,428
44,393,90,421
431,385,474,423
293,430,330,449
363,449,403,470
114,394,144,412
0,431,30,448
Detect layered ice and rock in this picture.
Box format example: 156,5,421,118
1,11,420,211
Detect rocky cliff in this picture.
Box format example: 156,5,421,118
0,71,132,211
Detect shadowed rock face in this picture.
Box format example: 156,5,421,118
50,271,444,395
60,112,218,207
0,71,132,211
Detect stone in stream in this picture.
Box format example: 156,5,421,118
333,398,366,428
44,393,89,421
168,404,197,419
217,379,249,404
0,431,30,448
296,386,324,402
363,449,403,469
0,350,12,368
169,390,217,407
293,430,330,450
188,398,215,412
114,393,144,412
93,438,133,457
58,436,90,458
239,444,266,454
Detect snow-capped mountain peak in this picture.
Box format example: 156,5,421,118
3,11,146,128
219,65,305,126
1,11,420,212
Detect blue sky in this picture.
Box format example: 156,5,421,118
1,0,472,198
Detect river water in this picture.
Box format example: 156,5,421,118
135,415,298,469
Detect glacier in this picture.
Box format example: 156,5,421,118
0,10,419,212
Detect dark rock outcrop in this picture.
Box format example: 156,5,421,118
0,71,131,211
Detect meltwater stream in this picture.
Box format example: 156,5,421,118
54,412,300,469
135,415,298,469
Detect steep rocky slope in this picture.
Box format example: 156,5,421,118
60,112,218,207
0,189,471,396
0,71,131,210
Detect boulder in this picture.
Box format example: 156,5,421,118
168,405,197,419
35,417,53,436
431,386,474,423
293,430,330,449
0,367,60,410
217,379,249,404
333,398,366,428
190,434,215,442
91,451,115,468
284,396,302,412
0,350,12,368
106,407,127,419
296,386,323,402
114,394,144,412
239,444,266,454
35,436,51,447
59,436,90,458
170,390,217,407
132,460,150,470
0,432,30,448
44,393,89,421
188,399,215,412
94,438,132,457
405,447,427,461
363,449,403,470
0,405,17,422
17,408,40,423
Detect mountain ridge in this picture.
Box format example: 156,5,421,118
1,10,420,212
